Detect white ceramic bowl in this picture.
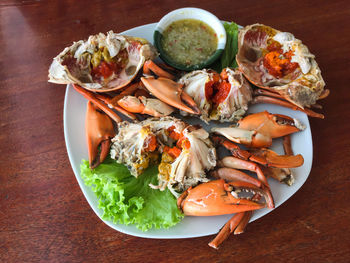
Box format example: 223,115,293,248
153,7,226,71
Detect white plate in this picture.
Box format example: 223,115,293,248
63,23,313,239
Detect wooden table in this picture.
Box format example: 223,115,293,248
1,0,350,262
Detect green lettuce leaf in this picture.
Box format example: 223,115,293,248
80,158,184,231
211,21,239,72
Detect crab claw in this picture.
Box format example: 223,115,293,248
86,101,116,169
249,148,304,168
117,95,174,117
141,76,201,115
262,166,295,186
177,179,269,216
212,111,305,148
217,157,275,208
211,126,272,148
237,111,305,138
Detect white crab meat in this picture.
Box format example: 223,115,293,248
178,69,214,122
48,31,157,92
166,127,217,196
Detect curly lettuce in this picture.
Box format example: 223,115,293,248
80,158,183,231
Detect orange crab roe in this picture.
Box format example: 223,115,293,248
263,43,299,78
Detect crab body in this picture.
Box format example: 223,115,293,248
49,31,157,92
236,24,328,109
179,68,253,122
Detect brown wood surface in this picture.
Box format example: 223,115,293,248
1,0,350,262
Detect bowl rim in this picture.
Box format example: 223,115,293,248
153,7,227,71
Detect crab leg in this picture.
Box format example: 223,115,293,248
234,210,253,235
85,101,116,169
218,156,274,208
177,179,269,216
94,93,137,120
283,135,294,155
73,84,122,123
262,166,294,186
143,60,176,80
141,76,201,115
218,156,267,187
252,96,324,119
109,82,141,104
117,95,175,117
211,167,262,188
212,136,267,164
253,88,286,100
208,212,245,249
208,194,260,249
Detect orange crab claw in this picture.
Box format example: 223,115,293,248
211,126,272,148
212,111,305,148
237,111,304,138
117,95,174,117
86,101,116,169
141,76,201,115
177,179,269,216
249,148,304,168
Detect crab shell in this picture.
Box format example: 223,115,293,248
166,126,217,196
178,68,252,123
110,117,185,177
236,24,326,108
48,31,157,92
109,116,216,196
211,68,252,122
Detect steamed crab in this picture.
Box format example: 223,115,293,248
178,68,253,123
48,31,157,91
109,116,216,195
237,24,329,118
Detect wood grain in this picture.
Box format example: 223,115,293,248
1,0,350,262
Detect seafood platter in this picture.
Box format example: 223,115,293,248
48,8,328,248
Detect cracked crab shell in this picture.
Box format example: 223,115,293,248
179,68,252,123
48,31,157,92
236,24,326,108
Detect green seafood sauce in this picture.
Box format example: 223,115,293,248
161,19,218,66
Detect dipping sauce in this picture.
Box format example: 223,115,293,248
161,19,218,66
